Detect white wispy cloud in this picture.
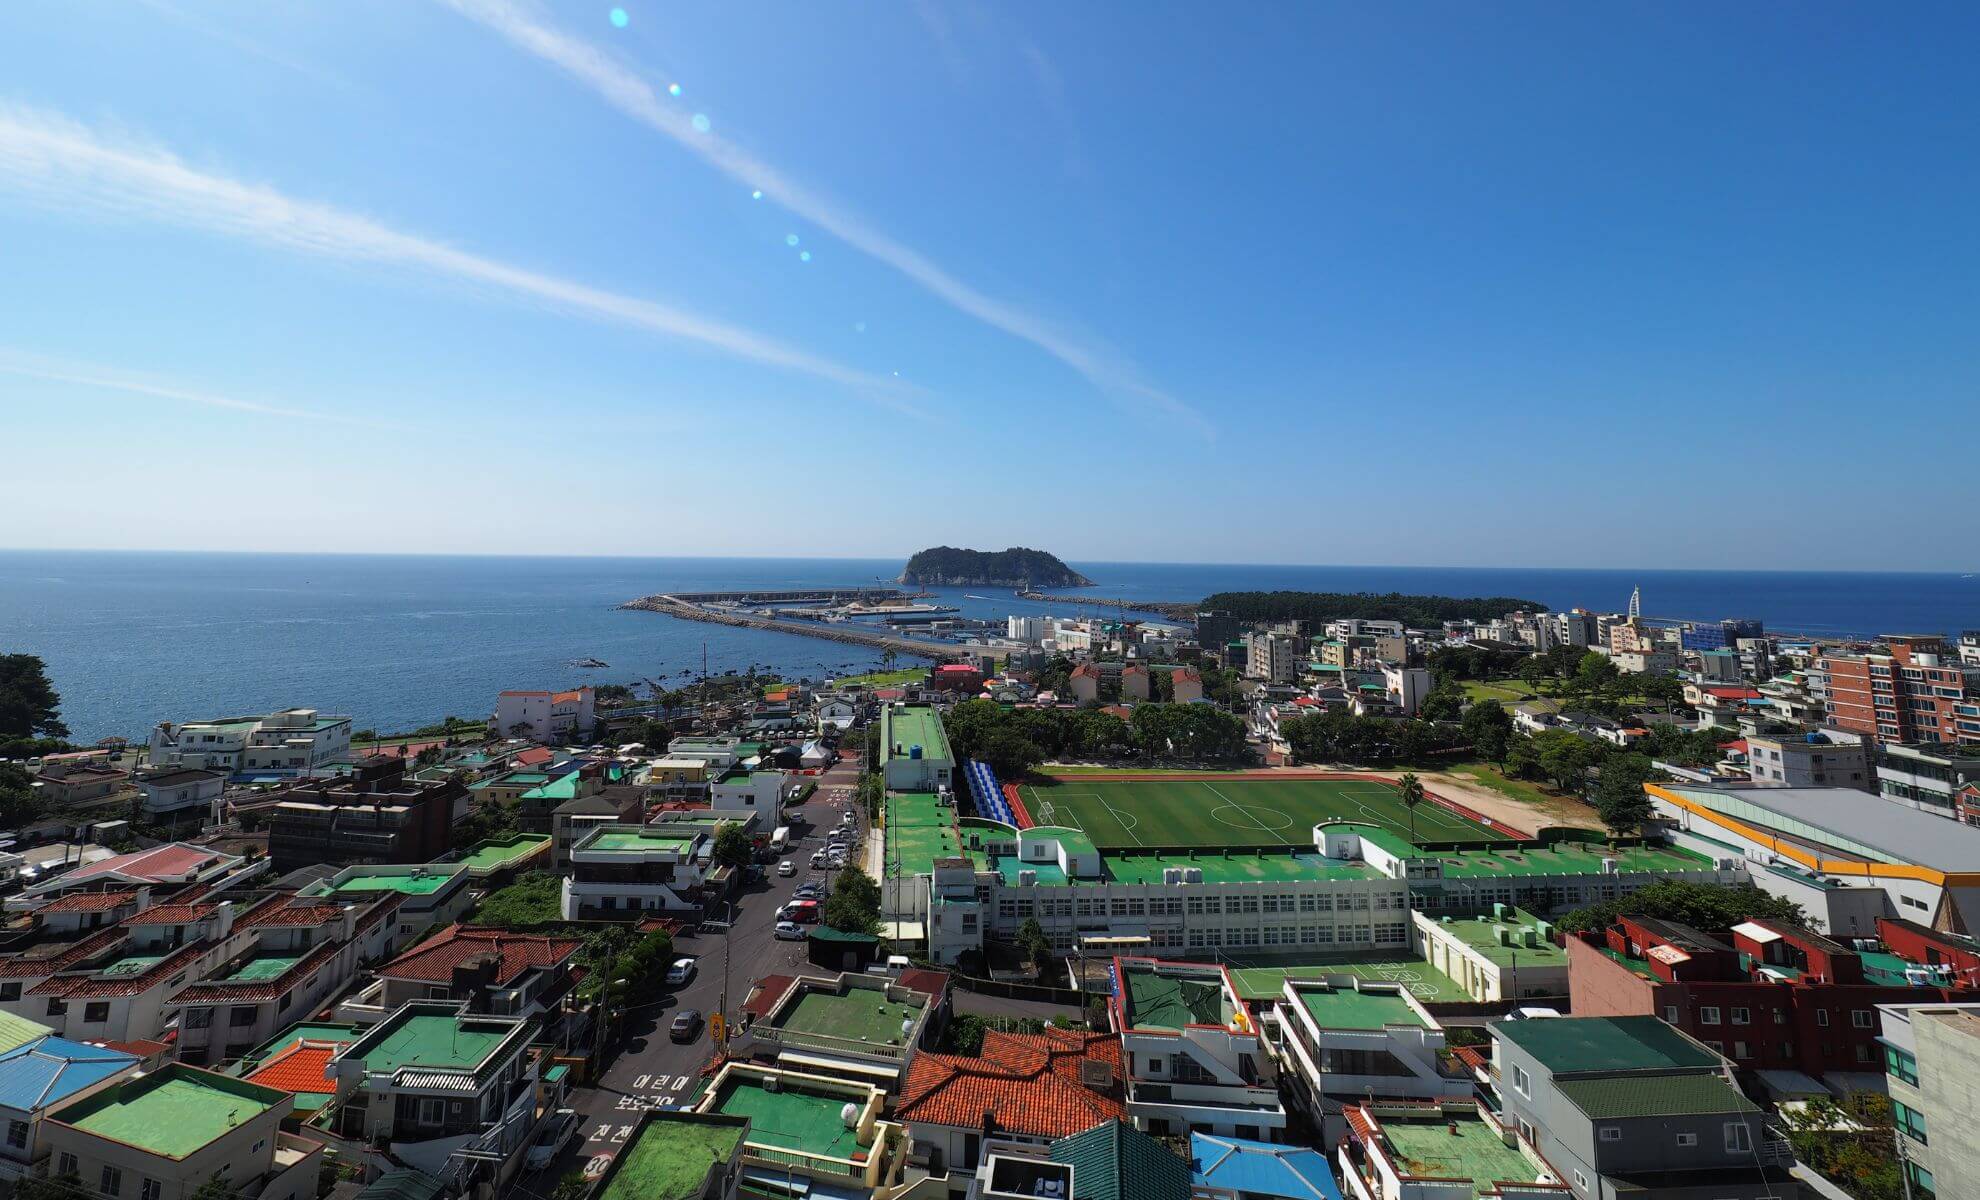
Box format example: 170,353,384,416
439,0,1205,431
0,348,342,422
0,103,915,411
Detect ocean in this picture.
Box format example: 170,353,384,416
1,550,1976,743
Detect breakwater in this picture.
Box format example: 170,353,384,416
1016,591,1199,621
620,595,958,660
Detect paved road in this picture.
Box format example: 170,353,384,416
525,761,868,1189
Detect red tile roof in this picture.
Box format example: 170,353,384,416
1704,687,1763,700
37,891,141,914
0,927,127,979
166,938,342,1004
513,748,554,768
894,968,950,1003
742,975,799,1021
377,925,582,986
126,903,222,925
59,844,228,887
237,902,347,929
245,1040,342,1094
897,1029,1124,1139
31,941,210,999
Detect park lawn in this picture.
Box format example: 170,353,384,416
832,668,925,688
1459,679,1537,705
1017,775,1509,851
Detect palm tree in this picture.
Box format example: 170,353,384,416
1398,772,1425,844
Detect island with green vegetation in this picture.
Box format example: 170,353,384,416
1199,590,1544,627
898,546,1094,588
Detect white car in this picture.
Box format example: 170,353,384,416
774,921,806,940
665,957,697,985
525,1109,579,1170
777,859,796,876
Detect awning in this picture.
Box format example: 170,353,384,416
881,920,925,941
1730,921,1782,944
1755,1069,1827,1099
779,1049,900,1079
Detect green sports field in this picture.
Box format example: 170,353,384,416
1016,775,1510,850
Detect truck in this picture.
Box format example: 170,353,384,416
769,826,791,855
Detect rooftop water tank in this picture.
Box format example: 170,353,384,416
910,745,923,759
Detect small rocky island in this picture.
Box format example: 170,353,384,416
897,546,1094,588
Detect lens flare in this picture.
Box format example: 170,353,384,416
785,234,800,247
608,7,628,27
691,113,711,133
667,83,682,97
751,189,763,200
800,251,812,262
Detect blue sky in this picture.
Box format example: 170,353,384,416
2,3,1976,569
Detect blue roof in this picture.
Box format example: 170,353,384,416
0,1036,139,1113
1190,1133,1341,1200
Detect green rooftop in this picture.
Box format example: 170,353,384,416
1024,825,1098,859
459,834,552,872
1294,985,1427,1031
598,1116,748,1200
709,1075,866,1160
1226,955,1465,1004
885,790,967,870
1123,967,1228,1030
55,1067,284,1160
770,988,918,1046
1556,1074,1758,1119
1429,841,1713,879
1377,1113,1540,1196
101,953,167,978
1103,851,1377,885
348,1011,515,1074
881,706,951,766
519,774,583,803
223,952,307,982
1429,911,1571,967
319,867,462,897
1496,1015,1719,1074
582,829,699,854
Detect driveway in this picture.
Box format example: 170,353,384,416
543,761,868,1184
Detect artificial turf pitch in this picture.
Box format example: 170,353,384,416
1016,775,1510,850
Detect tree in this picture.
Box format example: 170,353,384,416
15,1174,85,1200
713,822,755,869
1416,680,1464,723
1591,753,1657,841
1516,657,1551,692
823,864,882,935
454,799,520,848
1071,709,1132,758
472,871,562,928
1503,733,1542,781
1636,672,1685,710
1397,772,1425,842
1556,880,1806,935
1532,729,1603,792
977,728,1045,779
0,653,68,755
855,770,885,818
1016,917,1051,966
1461,699,1514,765
0,764,45,830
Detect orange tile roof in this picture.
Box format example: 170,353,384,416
513,748,554,767
897,1028,1123,1139
127,903,222,925
37,891,141,914
377,924,582,986
246,1040,342,1094
237,901,347,929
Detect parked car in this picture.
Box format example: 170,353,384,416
665,957,697,985
810,850,829,868
669,1009,703,1042
793,883,824,900
778,900,820,923
826,851,849,868
525,1109,579,1170
774,921,806,940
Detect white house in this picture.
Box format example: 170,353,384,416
495,688,595,744
132,769,225,818
147,709,351,776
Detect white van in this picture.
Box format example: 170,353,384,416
769,826,791,854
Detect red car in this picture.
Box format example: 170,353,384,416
778,899,820,923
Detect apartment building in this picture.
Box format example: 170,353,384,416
1337,1099,1562,1200
1744,728,1871,790
1109,958,1286,1141
1566,915,1957,1084
494,687,595,743
1411,907,1572,1004
347,925,586,1049
0,1036,139,1183
297,863,474,942
1272,979,1471,1144
146,709,352,775
1825,635,1980,745
1876,740,1980,821
899,1027,1123,1172
1248,633,1301,685
41,1065,322,1200
265,757,465,872
560,822,722,920
132,768,226,818
166,892,403,1066
1877,1000,1980,1200
1490,1017,1797,1199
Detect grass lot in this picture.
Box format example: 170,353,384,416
1017,775,1509,850
832,668,925,688
1434,760,1601,827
